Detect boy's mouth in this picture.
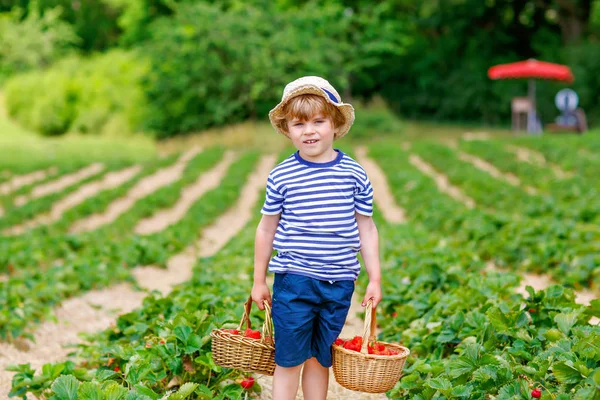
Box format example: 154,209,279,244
303,139,319,144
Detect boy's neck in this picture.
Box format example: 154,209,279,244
297,148,338,164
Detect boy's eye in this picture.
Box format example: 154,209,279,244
315,120,324,123
294,122,304,126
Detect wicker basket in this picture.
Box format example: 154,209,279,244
210,296,276,376
332,300,410,393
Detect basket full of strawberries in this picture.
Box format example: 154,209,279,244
332,300,410,393
210,296,275,376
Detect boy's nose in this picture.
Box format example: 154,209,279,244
303,124,316,134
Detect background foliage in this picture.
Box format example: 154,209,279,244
1,0,599,137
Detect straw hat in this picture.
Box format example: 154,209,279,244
269,76,355,139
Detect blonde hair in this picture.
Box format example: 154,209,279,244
273,94,346,138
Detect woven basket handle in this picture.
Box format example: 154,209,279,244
360,299,377,353
238,295,274,344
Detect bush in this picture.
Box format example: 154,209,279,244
350,99,404,139
0,6,79,82
139,1,407,138
4,49,147,136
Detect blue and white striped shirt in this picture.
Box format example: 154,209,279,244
261,149,374,281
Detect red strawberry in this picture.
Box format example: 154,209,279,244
334,338,345,346
145,343,152,348
241,377,255,389
113,366,121,372
244,329,261,339
392,312,398,317
350,336,363,348
223,329,240,335
343,341,360,352
531,389,541,398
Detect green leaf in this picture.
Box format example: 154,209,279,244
593,369,600,388
132,385,160,400
50,375,80,400
103,382,128,400
43,363,67,380
435,329,456,343
185,334,203,354
175,325,192,345
473,365,498,382
78,382,103,400
125,392,152,400
588,299,600,318
553,361,583,384
486,307,510,334
448,358,476,378
545,285,564,299
554,312,579,335
170,383,198,400
195,384,214,400
96,369,118,382
426,377,452,392
451,385,472,398
573,386,597,400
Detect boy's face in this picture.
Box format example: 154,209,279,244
287,114,336,163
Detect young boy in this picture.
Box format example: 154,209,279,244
251,76,382,400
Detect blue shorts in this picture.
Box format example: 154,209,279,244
272,273,355,368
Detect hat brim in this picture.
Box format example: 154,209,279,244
268,85,355,140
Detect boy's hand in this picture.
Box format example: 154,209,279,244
251,282,272,310
361,281,382,308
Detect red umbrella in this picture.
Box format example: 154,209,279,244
488,59,574,82
487,59,575,133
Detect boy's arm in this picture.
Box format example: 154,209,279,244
356,212,382,308
252,213,280,310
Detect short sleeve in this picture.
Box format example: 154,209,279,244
355,174,374,216
261,176,284,215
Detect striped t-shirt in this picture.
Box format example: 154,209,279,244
261,149,374,281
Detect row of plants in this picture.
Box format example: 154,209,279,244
9,205,267,399
510,135,600,183
0,148,260,341
1,147,219,272
0,155,178,273
0,163,129,230
369,142,600,289
410,141,598,224
368,220,600,399
457,139,600,226
0,164,80,210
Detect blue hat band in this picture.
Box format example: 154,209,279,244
321,88,339,104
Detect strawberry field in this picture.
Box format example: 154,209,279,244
1,133,599,400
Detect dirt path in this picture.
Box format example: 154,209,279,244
69,148,201,233
0,167,58,196
462,132,490,141
355,146,406,224
134,151,237,235
13,164,105,207
0,153,276,399
408,154,476,209
4,165,141,235
458,151,538,195
505,145,572,179
133,154,276,293
0,283,146,398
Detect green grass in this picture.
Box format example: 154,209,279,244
0,92,157,170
